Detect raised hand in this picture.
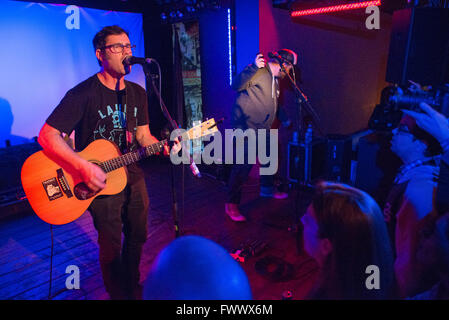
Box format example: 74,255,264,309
255,53,265,69
407,80,426,93
402,102,449,143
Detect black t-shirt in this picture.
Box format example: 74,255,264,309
46,74,149,180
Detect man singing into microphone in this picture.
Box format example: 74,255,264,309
38,25,170,299
225,49,298,222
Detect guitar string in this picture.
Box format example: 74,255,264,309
99,117,214,172
101,139,167,173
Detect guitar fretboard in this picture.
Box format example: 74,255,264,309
99,139,167,173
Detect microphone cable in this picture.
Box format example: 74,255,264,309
147,58,163,116
48,224,54,300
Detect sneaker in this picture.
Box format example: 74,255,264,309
225,203,247,222
260,186,288,199
260,186,274,198
273,191,288,199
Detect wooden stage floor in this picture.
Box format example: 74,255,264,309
0,159,318,300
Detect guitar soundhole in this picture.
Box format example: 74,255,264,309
74,182,99,200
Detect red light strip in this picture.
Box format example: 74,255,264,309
291,0,381,17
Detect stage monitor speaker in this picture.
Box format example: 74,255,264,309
287,139,326,183
325,135,353,183
386,7,449,86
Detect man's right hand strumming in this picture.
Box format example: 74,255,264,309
78,160,107,192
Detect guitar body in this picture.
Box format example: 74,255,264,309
21,118,219,225
21,139,127,225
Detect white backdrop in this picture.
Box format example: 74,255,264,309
0,1,146,147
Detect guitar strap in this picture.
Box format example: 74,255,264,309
120,83,135,153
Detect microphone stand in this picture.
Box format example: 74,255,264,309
279,61,323,186
280,62,322,137
142,61,182,238
279,61,323,251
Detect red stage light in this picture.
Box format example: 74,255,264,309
291,0,381,17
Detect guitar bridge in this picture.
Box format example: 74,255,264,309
57,168,73,198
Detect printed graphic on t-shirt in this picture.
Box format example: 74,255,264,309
94,103,138,150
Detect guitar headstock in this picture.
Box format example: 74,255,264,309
185,118,220,140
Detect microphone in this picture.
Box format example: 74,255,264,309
122,55,153,67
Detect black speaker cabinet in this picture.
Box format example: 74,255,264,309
325,135,353,183
386,8,449,86
287,139,326,183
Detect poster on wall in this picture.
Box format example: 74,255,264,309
173,21,203,155
173,21,203,127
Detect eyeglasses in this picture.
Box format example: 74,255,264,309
101,43,136,54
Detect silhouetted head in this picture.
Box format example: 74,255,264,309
143,236,252,300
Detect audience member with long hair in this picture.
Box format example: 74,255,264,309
301,182,395,299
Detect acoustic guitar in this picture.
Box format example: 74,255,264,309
21,119,218,225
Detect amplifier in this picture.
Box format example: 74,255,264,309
287,139,326,183
288,135,355,184
325,135,353,183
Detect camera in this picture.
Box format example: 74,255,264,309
369,84,449,131
388,84,449,117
